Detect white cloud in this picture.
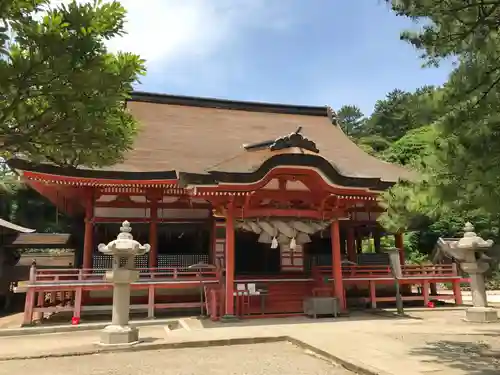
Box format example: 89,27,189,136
52,0,296,69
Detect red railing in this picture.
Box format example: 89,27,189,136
19,263,466,326
33,267,220,284
313,263,459,279
20,265,223,327
314,264,392,278
343,265,392,278
401,264,457,277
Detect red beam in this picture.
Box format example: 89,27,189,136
93,217,208,223
95,201,210,209
239,192,321,212
195,168,377,195
239,208,345,219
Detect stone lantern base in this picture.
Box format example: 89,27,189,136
99,325,139,346
465,307,499,323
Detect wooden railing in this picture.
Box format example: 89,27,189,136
311,263,464,310
18,263,465,326
342,265,392,278
32,266,220,284
19,264,223,327
313,263,459,279
314,264,391,278
401,264,458,277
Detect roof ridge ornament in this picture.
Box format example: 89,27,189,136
243,126,319,153
270,127,319,153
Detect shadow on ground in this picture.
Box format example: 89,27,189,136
410,339,500,375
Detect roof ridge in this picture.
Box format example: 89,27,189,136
129,91,330,117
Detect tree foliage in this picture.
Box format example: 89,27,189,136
390,0,500,68
337,105,365,137
0,0,145,167
382,125,437,166
370,1,500,263
364,86,443,142
337,0,500,260
382,0,500,217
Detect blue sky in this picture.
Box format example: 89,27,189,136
105,0,453,115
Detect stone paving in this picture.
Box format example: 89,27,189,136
0,342,353,375
0,309,499,375
0,312,23,329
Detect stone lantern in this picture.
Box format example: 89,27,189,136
98,221,150,345
437,222,498,323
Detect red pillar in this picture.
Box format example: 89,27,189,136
83,190,94,270
331,220,346,310
210,216,217,265
451,264,463,305
149,199,158,268
224,202,236,317
346,226,356,262
395,233,405,265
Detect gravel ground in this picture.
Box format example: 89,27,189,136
0,343,353,375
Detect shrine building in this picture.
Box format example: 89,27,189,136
8,92,465,324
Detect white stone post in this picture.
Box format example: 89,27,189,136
97,221,150,345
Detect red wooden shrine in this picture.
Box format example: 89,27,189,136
8,93,465,325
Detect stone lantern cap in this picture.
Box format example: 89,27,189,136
436,222,495,262
98,221,150,258
451,222,494,250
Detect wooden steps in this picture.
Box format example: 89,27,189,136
240,280,313,315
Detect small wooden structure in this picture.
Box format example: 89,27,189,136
0,218,73,311
7,93,466,324
0,219,34,309
0,219,35,293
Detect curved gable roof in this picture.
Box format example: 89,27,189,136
9,92,414,187
111,92,413,183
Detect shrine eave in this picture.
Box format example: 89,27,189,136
8,154,398,191
179,154,394,191
7,159,178,186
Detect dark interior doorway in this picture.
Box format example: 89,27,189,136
235,231,280,275
157,223,209,255
94,222,210,255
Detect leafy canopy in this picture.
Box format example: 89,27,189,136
0,0,145,167
378,1,500,242
337,105,365,137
